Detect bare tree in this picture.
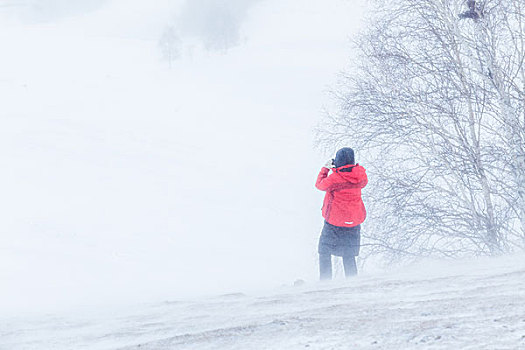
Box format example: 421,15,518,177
459,0,525,244
318,0,525,262
159,26,182,68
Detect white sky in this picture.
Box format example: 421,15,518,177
0,0,367,315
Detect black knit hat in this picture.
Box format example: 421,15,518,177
334,147,355,168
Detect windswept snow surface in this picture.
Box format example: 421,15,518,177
2,255,524,349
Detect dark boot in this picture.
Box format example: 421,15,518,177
342,255,357,277
319,253,332,280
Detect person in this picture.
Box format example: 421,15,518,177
315,147,368,280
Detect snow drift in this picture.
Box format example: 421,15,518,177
1,255,524,349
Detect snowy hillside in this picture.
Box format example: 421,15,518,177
2,255,524,349
0,0,365,314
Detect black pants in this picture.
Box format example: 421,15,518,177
319,253,357,280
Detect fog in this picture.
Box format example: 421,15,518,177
177,0,262,51
0,0,366,315
0,0,108,21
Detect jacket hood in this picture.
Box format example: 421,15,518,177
334,147,355,168
335,164,366,183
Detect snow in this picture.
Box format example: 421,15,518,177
0,0,365,314
2,255,524,349
3,2,523,349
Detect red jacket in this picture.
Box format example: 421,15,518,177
315,164,368,227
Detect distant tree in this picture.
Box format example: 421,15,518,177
201,4,240,52
177,0,244,53
318,0,525,261
159,26,182,68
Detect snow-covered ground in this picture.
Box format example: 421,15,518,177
2,254,524,349
0,0,366,314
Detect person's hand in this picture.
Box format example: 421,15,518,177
324,159,334,169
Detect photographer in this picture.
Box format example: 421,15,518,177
315,147,368,280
